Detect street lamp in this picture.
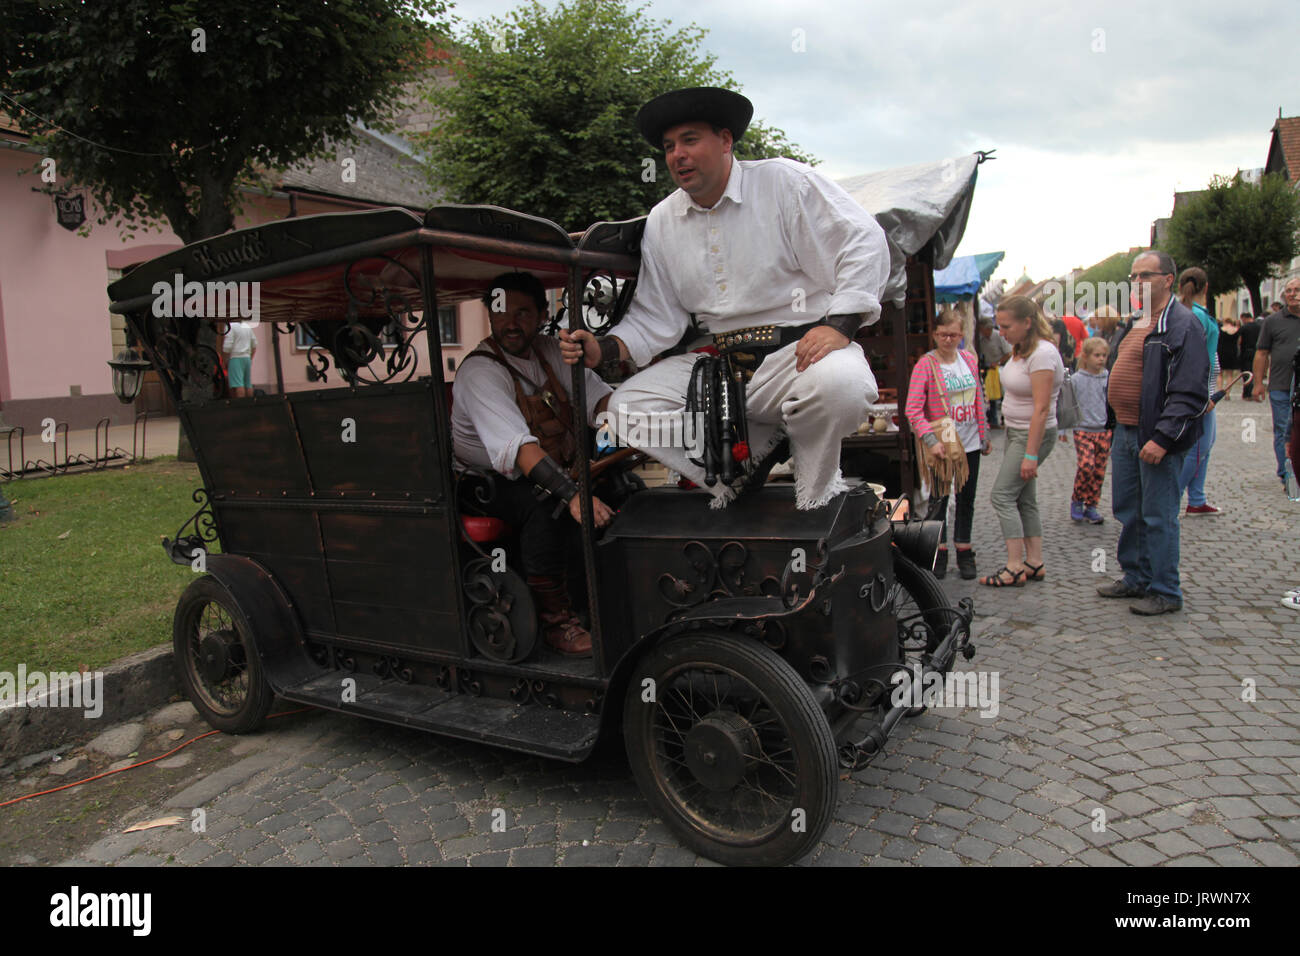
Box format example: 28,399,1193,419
107,346,151,404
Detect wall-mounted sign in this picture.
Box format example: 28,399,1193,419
55,192,86,231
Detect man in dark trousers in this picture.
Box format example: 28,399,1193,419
1097,251,1208,615
1251,279,1300,486
453,272,615,656
1239,312,1259,399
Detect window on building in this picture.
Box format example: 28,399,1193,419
439,306,459,345
294,324,320,351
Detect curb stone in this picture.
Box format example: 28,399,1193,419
0,643,179,767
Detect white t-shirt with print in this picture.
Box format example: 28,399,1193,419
937,356,982,452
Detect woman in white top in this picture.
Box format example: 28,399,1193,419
982,295,1065,587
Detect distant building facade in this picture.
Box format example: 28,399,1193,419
0,66,497,434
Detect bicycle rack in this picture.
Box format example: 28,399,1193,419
2,426,24,481
24,421,70,475
133,411,150,462
1,413,151,480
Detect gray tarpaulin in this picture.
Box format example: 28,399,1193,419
836,153,981,309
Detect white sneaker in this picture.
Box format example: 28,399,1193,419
1282,595,1300,611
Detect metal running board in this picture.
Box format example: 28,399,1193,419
278,671,602,762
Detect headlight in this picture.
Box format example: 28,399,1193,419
891,518,944,572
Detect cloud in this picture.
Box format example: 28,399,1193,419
448,0,1297,278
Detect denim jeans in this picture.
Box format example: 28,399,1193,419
1111,423,1188,602
1270,390,1293,479
1178,407,1216,507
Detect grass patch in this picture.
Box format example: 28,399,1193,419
0,459,214,672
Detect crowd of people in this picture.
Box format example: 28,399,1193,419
911,263,1300,615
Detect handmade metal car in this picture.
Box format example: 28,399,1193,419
106,205,976,866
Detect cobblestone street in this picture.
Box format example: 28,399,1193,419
58,401,1300,867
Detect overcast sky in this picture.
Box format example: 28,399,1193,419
445,0,1296,287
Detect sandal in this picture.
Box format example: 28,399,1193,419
1023,562,1046,582
980,566,1026,588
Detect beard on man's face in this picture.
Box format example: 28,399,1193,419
494,323,536,356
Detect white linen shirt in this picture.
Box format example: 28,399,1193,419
614,156,890,369
452,334,612,479
222,322,258,358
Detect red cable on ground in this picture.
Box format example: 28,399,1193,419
0,707,314,809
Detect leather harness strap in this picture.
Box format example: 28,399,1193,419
463,339,578,468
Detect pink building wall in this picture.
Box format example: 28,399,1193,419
0,145,490,434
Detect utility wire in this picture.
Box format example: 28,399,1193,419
0,89,216,158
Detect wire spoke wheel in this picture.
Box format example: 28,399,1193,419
173,576,273,733
624,633,837,867
889,547,954,716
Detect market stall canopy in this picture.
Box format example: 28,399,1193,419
836,153,985,309
934,251,1005,302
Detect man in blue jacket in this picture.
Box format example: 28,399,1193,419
1098,251,1209,615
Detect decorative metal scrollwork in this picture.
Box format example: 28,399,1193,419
531,679,560,709
373,655,413,683
779,537,840,609
862,572,891,612
162,487,220,565
458,668,482,696
553,270,636,337
302,254,427,388
657,540,782,610
462,557,537,663
146,317,225,402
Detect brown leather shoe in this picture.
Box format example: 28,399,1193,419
540,611,592,656
528,575,593,657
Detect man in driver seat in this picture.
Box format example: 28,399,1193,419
452,272,615,656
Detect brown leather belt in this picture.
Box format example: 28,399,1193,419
712,321,818,353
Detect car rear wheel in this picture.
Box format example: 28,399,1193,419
172,576,274,734
623,632,837,867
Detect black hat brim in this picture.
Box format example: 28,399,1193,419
635,87,754,149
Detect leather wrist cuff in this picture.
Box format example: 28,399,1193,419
597,336,622,365
530,454,578,505
820,313,863,338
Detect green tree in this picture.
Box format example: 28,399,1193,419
416,0,814,231
1164,172,1300,316
1076,247,1148,290
1,0,451,243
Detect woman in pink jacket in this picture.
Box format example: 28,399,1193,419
905,308,992,579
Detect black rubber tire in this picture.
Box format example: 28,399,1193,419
623,632,838,867
172,576,274,734
891,547,955,715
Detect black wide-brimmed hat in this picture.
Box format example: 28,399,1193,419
635,87,753,148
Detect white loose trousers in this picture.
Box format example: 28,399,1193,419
611,340,878,510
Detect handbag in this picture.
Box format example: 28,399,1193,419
983,365,1002,401
915,354,970,493
1056,370,1081,430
